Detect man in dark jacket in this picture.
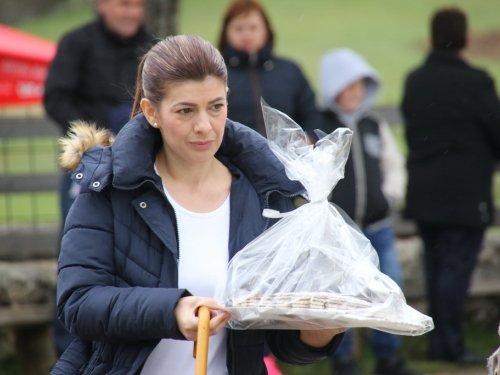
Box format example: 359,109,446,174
401,8,500,364
43,0,154,356
45,0,154,135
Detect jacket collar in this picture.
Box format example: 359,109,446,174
111,113,162,189
425,48,469,69
109,113,304,198
223,44,273,68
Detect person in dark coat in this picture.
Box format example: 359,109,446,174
43,0,155,356
44,0,154,222
218,0,321,137
44,0,154,135
401,8,500,364
51,35,345,375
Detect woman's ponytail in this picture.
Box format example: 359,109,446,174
131,54,148,118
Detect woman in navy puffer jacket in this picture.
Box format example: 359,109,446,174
52,35,344,375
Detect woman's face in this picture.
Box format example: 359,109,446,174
226,10,268,54
143,76,228,165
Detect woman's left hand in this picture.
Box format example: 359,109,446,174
299,327,348,348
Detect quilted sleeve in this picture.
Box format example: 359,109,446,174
57,188,190,343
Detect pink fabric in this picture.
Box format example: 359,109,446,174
264,355,284,375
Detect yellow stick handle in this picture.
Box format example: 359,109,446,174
194,306,211,375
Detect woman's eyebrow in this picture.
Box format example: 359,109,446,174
208,96,225,104
173,101,197,107
172,97,225,108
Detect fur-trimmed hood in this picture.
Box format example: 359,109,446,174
61,113,305,199
59,121,115,173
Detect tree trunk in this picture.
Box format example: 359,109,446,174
145,0,178,39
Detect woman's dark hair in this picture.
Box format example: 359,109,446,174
132,35,228,117
431,8,467,51
217,0,274,51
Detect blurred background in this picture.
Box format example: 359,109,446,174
0,0,499,374
6,0,500,104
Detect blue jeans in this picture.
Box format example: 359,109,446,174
334,225,403,360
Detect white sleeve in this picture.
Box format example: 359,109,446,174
379,122,407,206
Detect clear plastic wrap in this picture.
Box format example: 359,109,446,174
215,101,434,336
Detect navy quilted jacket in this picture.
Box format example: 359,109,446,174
51,113,343,375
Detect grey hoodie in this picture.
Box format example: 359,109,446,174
319,48,381,124
318,48,406,229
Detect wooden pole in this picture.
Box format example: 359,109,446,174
194,306,211,375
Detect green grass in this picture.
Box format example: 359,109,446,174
0,192,59,224
0,138,60,224
15,0,94,42
0,138,59,174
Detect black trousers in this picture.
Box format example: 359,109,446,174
418,223,484,360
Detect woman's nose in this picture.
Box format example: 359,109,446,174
194,112,212,133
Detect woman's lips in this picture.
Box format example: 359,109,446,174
189,140,214,150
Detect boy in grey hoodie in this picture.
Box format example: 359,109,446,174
314,49,418,375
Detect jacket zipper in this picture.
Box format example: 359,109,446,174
331,118,367,227
155,184,181,272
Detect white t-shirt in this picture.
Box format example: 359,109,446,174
141,183,230,375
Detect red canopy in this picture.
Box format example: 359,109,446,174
0,23,56,106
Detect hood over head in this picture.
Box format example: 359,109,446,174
319,48,380,124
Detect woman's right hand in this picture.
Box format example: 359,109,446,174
174,296,232,341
